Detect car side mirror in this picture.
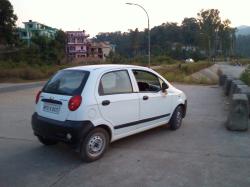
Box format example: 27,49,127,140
161,82,169,92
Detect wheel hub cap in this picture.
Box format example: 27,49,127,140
176,111,182,126
88,135,104,156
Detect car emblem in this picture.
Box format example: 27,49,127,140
50,96,54,100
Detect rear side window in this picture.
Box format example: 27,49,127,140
43,70,89,95
99,70,133,95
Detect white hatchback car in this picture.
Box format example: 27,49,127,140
32,64,187,162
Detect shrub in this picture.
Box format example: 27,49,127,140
180,61,212,75
154,61,214,84
152,56,176,65
0,59,213,84
240,67,250,86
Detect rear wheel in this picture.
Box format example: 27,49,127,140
169,105,183,130
37,136,58,145
80,128,109,162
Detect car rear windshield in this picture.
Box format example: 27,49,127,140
43,70,90,96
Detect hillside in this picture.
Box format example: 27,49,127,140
237,25,250,36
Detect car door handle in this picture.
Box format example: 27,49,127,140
143,96,149,100
102,100,110,106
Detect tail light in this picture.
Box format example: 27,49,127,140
68,95,82,111
35,90,42,104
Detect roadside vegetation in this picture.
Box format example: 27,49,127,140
235,59,250,66
0,62,63,82
0,59,214,84
95,9,236,61
154,61,214,84
240,65,250,86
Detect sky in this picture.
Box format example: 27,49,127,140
10,0,250,37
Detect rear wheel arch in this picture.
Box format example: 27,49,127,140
96,124,112,141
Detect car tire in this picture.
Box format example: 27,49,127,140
169,105,183,130
37,136,58,145
80,127,110,162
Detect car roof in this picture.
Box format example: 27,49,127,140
65,64,150,72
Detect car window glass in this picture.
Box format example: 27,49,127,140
43,70,89,95
159,78,164,87
101,73,116,89
99,70,133,95
133,70,161,92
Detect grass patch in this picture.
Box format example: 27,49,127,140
154,61,215,84
0,61,75,82
231,59,250,66
240,66,250,86
0,60,110,82
0,60,213,84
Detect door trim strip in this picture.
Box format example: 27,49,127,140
114,113,171,129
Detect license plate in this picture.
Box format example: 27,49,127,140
43,102,61,114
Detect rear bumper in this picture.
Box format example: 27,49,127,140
31,113,93,147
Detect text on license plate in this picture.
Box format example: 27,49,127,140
43,102,61,114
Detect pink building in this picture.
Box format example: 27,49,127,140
66,30,89,59
66,30,115,61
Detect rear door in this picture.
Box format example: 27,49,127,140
36,70,89,121
132,69,172,124
95,69,139,131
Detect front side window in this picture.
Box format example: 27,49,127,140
99,70,133,95
133,70,161,92
43,70,89,95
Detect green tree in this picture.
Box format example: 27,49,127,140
151,22,182,55
218,19,236,57
51,30,67,64
236,35,250,57
197,9,222,59
181,17,200,46
30,30,66,64
0,0,17,44
130,28,140,56
95,9,234,61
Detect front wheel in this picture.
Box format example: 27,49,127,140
169,106,183,130
80,128,109,162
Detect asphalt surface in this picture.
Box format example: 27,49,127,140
0,83,250,187
0,81,45,94
218,64,245,78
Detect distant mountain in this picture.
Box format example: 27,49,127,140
236,25,250,36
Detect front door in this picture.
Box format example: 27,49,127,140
132,70,172,125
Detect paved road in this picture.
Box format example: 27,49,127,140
0,85,250,187
218,64,246,78
0,81,45,94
